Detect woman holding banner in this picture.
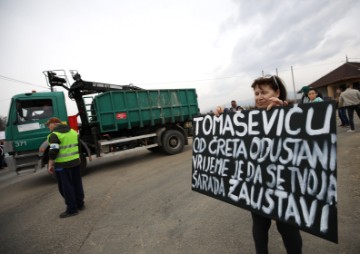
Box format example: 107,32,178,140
214,75,302,254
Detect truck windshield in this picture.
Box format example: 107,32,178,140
16,99,53,122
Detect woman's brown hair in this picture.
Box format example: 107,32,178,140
251,75,287,101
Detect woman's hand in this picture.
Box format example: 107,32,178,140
266,97,288,111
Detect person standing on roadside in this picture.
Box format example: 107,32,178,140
307,88,323,103
214,75,302,254
0,141,4,169
46,117,85,218
297,86,310,104
225,100,244,113
336,87,349,127
339,84,360,133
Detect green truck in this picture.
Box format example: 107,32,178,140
4,70,199,174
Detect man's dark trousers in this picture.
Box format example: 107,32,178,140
55,165,84,213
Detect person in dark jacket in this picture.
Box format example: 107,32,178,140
46,117,85,218
0,142,4,169
214,75,302,254
297,86,310,104
225,100,244,113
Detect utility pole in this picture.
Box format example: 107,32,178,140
291,66,296,100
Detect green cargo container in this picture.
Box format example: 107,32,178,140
92,89,199,132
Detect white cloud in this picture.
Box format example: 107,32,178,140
0,0,359,117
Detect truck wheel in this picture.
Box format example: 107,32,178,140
161,129,185,155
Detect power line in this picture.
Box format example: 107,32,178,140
0,74,49,103
145,58,356,86
142,74,247,86
275,60,345,73
1,57,358,93
0,75,48,89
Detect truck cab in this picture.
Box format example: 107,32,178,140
4,91,68,173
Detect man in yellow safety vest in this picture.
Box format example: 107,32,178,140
46,117,85,218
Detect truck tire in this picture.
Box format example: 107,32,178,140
161,129,185,155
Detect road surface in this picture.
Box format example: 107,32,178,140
0,123,359,253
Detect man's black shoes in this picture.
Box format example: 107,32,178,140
59,205,84,218
59,211,79,218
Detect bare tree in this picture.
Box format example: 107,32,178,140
0,116,7,131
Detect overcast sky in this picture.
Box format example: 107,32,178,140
0,0,359,117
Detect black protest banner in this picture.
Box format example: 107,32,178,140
192,101,337,243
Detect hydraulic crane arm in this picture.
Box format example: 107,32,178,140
43,70,143,136
69,71,143,97
45,70,142,95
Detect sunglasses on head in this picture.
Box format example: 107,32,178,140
257,75,280,90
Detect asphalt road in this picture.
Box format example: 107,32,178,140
0,120,359,254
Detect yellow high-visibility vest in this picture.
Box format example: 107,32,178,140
48,129,79,163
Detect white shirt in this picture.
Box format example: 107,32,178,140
339,88,360,107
